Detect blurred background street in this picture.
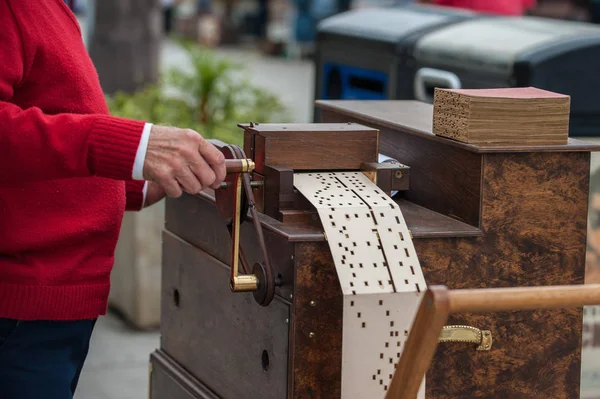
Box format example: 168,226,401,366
64,0,600,397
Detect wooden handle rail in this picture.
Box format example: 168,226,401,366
386,284,600,399
449,284,600,313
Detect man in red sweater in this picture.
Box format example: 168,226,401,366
0,1,227,398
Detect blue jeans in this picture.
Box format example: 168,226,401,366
0,318,96,399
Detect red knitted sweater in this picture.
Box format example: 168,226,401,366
0,0,147,320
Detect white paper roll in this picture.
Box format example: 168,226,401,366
293,171,426,399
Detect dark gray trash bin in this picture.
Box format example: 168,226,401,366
413,16,600,137
312,4,482,121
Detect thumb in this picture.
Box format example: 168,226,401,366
144,182,167,207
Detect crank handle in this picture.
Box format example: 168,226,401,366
225,159,255,174
230,275,259,292
214,144,277,307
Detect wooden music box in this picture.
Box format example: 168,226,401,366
149,100,598,398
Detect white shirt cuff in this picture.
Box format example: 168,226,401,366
133,123,153,180
142,181,148,208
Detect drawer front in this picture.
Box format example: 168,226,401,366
161,230,290,399
150,350,218,399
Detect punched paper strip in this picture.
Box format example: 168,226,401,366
293,172,426,399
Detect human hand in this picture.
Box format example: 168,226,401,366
144,181,166,208
143,125,226,198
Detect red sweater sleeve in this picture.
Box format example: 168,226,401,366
125,180,146,211
0,4,144,184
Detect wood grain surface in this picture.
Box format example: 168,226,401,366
319,109,483,227
315,100,600,153
263,165,295,221
447,284,600,313
160,231,291,399
291,242,343,398
165,193,297,300
396,199,481,239
150,350,219,399
239,123,379,173
414,151,590,399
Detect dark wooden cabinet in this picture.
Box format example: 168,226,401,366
151,100,599,398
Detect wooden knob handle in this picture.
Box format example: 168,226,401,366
225,159,255,174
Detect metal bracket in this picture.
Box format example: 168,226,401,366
438,325,493,351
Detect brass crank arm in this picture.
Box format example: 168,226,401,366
228,167,259,293
215,145,277,307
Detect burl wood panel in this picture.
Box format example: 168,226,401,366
240,123,379,173
319,109,482,227
160,231,290,399
415,151,590,399
150,351,218,399
291,242,343,398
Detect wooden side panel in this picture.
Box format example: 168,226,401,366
244,130,255,160
396,199,482,239
291,242,343,398
255,134,266,173
160,231,290,399
319,109,482,227
261,130,379,172
165,195,231,264
414,151,589,399
150,350,219,399
263,166,295,221
150,363,201,399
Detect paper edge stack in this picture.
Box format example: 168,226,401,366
432,87,571,146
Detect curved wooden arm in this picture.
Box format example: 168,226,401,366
386,284,600,399
385,287,449,399
449,284,600,313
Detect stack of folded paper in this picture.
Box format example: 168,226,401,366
432,87,570,146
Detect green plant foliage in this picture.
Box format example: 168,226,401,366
106,41,290,145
